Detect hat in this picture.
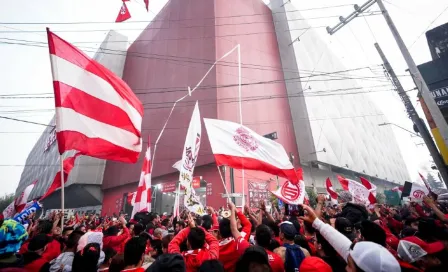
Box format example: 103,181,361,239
299,257,332,272
335,217,356,241
397,236,445,263
338,191,353,203
280,221,296,238
0,219,28,255
146,253,185,272
351,241,400,272
28,234,50,252
77,231,104,252
360,220,386,247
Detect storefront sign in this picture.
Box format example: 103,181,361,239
161,182,177,193
248,180,269,208
430,86,448,109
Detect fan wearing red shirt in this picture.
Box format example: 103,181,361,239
121,237,146,272
168,213,219,272
218,202,251,272
254,224,284,272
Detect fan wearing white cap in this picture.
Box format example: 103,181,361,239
299,205,401,272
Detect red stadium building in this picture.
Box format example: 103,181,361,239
101,0,299,215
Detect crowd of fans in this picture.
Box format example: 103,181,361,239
1,191,447,272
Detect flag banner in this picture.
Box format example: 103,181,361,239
418,173,433,193
204,118,298,184
391,186,403,192
13,202,41,224
384,190,401,206
179,102,204,215
144,0,149,11
173,186,180,218
271,169,306,205
337,176,371,205
116,2,132,22
172,160,182,171
14,180,37,213
401,181,429,201
360,177,377,204
47,30,143,163
183,185,204,215
326,178,338,205
127,192,135,205
131,137,152,217
2,201,16,219
40,153,82,200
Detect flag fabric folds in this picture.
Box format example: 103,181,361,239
2,201,16,219
144,0,149,11
271,168,306,205
14,180,37,213
46,30,143,163
204,118,298,184
337,176,371,205
326,178,338,205
116,2,132,22
418,173,433,193
360,177,377,204
179,102,205,215
40,153,83,200
131,137,152,218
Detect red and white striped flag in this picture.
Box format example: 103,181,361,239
14,180,38,213
204,118,298,184
271,168,306,205
131,137,152,217
337,176,371,205
326,178,338,205
47,29,143,163
360,177,377,204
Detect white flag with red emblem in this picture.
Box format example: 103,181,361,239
14,180,38,213
337,176,371,205
204,118,298,184
360,177,377,204
179,102,204,215
131,137,152,217
115,2,132,23
47,29,143,163
326,178,338,205
271,169,306,205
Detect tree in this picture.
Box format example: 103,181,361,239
0,193,14,212
376,192,386,204
306,187,317,207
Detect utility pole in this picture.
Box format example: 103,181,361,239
375,43,448,186
327,0,448,151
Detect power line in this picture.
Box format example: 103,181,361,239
409,3,448,49
0,115,55,128
0,4,355,26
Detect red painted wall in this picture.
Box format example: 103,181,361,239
102,0,299,213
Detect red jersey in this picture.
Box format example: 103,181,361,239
219,236,250,272
266,249,284,272
121,268,145,272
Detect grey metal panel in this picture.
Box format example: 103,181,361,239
270,0,410,184
15,30,128,200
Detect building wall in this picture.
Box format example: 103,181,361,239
16,31,128,206
102,0,299,212
270,0,410,184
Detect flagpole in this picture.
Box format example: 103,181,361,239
60,155,65,229
217,166,231,202
237,44,246,208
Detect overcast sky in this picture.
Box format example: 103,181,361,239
1,0,447,195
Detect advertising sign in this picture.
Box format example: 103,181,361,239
248,180,269,208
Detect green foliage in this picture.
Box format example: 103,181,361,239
306,187,317,207
0,193,14,212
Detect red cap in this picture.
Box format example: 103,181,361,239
402,236,445,254
299,257,332,272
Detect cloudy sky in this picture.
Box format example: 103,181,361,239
1,0,447,195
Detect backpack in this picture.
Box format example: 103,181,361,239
283,243,305,272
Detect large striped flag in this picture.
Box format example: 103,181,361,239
204,118,298,184
360,177,377,204
46,29,143,163
131,137,152,217
337,176,371,205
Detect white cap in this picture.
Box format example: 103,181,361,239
351,242,400,272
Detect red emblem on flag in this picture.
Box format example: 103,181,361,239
233,127,258,152
281,181,300,201
413,190,425,198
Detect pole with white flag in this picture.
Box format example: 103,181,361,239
237,44,245,207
